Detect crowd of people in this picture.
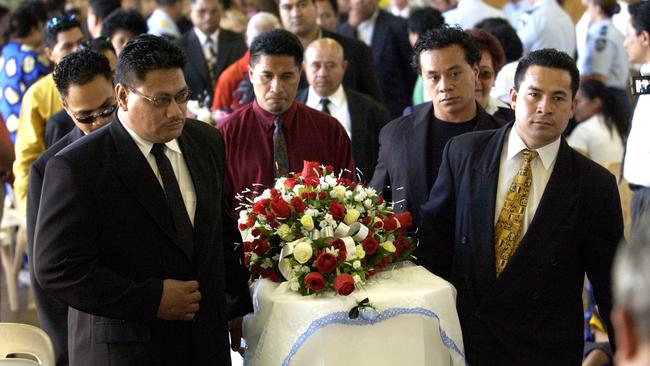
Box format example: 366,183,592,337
0,0,649,365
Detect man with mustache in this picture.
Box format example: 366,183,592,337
218,29,354,215
369,25,502,230
34,35,252,365
419,48,623,365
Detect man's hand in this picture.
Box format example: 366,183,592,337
229,316,245,355
156,279,201,321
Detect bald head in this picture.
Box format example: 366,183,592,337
303,38,348,97
246,12,283,47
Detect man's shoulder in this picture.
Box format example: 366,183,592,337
32,128,81,174
219,28,245,43
184,118,223,142
323,29,366,51
217,103,255,131
346,88,386,113
378,9,407,27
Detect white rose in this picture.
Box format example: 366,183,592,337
300,215,315,231
293,184,305,196
343,208,361,225
293,239,314,264
363,198,373,208
353,274,362,284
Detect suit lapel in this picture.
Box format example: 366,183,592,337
187,31,210,86
346,90,368,175
296,88,308,104
215,31,233,77
404,104,432,218
109,119,180,249
370,12,389,62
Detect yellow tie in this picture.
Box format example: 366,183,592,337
494,148,538,277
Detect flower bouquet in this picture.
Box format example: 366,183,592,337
237,161,415,296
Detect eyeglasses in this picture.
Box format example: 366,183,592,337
70,104,117,124
47,13,77,31
478,68,495,81
127,87,192,108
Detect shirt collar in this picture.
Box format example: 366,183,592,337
307,84,345,107
506,125,560,170
194,27,220,45
359,9,380,28
252,99,299,130
119,116,182,156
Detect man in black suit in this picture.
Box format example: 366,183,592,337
420,49,623,365
34,35,252,366
277,0,382,103
26,49,115,366
337,0,415,117
296,38,389,183
369,26,502,228
175,0,247,106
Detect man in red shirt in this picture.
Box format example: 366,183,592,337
218,29,355,215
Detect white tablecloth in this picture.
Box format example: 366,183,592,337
243,263,467,366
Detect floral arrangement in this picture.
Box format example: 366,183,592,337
237,161,415,296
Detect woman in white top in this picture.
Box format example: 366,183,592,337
568,79,629,167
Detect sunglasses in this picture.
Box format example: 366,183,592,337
47,13,77,30
71,104,117,124
128,87,192,108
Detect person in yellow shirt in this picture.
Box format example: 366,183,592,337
13,14,84,211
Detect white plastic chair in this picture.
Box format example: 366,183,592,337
0,323,54,366
0,186,27,311
0,359,40,365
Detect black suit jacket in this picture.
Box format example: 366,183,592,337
296,87,390,183
420,123,622,366
45,109,75,149
34,117,252,366
369,102,503,226
27,126,85,366
176,29,246,106
337,10,415,118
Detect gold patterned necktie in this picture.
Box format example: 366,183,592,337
494,148,538,277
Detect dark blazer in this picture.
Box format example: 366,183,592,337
369,102,503,226
45,109,75,149
175,29,246,106
420,123,622,366
26,126,84,366
337,10,416,118
34,117,252,366
296,87,390,183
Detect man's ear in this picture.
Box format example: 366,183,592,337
508,87,518,111
611,305,639,363
115,83,129,111
342,60,349,73
44,47,55,64
248,65,254,81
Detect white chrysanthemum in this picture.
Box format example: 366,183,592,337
325,247,339,256
363,199,373,208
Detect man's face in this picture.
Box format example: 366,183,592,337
46,28,84,65
279,0,318,37
623,21,650,64
249,54,301,115
430,0,455,12
315,0,337,33
190,0,222,36
111,30,137,56
420,44,478,122
119,68,189,143
63,75,116,134
349,0,377,22
510,65,576,149
304,44,347,97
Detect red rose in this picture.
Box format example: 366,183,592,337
269,188,280,198
309,192,317,200
325,165,334,174
303,176,320,188
304,272,326,292
290,197,306,213
376,196,384,205
300,161,322,179
315,252,338,273
395,212,413,229
334,273,355,296
383,216,398,231
284,178,297,189
252,239,269,256
270,197,292,219
318,191,327,200
251,228,260,237
336,178,352,187
363,236,379,255
329,201,345,221
329,239,347,260
367,268,376,278
243,241,253,252
361,216,372,226
253,199,269,215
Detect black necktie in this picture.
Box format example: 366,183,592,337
319,98,331,115
151,143,194,261
273,116,289,178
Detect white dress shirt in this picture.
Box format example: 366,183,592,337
623,63,650,187
494,126,560,236
306,85,352,139
194,27,220,64
443,0,506,29
567,113,624,168
120,119,197,224
356,10,379,47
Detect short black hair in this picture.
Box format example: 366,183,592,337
116,34,186,87
629,1,650,35
475,17,523,64
89,0,122,21
101,10,148,39
315,0,338,15
43,14,82,48
514,48,579,98
81,37,116,56
53,49,112,97
249,29,304,67
407,7,444,38
7,1,48,39
156,0,182,5
411,25,480,74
